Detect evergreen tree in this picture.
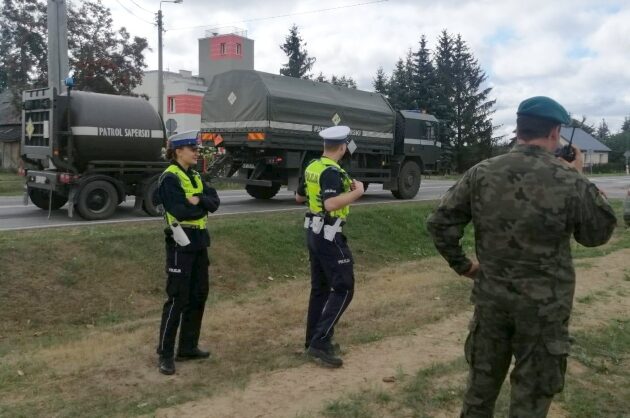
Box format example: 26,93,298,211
279,24,316,79
386,58,408,110
410,35,436,112
315,72,327,83
330,75,357,89
621,116,630,133
434,31,496,171
372,66,388,95
596,118,610,141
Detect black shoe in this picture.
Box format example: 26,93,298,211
176,347,211,361
305,341,341,355
159,357,175,375
307,346,343,368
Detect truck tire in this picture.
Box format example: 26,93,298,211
245,183,281,199
392,160,421,199
141,178,161,217
75,180,118,220
28,187,68,210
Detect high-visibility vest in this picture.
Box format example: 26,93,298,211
304,156,351,219
160,164,207,229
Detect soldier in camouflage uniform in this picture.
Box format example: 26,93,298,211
426,96,617,417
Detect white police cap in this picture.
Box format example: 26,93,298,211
319,125,351,144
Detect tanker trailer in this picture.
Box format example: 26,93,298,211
20,86,168,220
200,70,443,200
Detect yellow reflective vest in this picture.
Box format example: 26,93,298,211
160,164,207,229
304,157,351,219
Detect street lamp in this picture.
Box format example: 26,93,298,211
157,0,183,119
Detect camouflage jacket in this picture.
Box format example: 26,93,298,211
426,144,617,318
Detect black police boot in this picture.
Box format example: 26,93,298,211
307,346,343,368
305,340,341,355
159,357,176,375
176,347,211,361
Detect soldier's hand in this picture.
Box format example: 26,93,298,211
568,145,584,173
462,261,480,279
187,196,200,205
351,179,364,195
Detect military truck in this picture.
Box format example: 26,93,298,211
200,70,443,199
20,86,167,220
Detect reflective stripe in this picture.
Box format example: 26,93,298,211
71,126,163,138
404,138,442,147
304,157,351,219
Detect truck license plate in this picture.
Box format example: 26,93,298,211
35,175,46,184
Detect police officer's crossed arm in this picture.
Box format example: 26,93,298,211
426,169,478,278
159,174,209,221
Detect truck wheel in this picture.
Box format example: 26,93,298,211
28,187,68,210
392,160,421,199
245,183,281,199
75,180,118,220
142,179,161,217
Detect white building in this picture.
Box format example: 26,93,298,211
134,28,254,136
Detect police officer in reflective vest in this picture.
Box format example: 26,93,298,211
155,133,220,375
296,125,365,368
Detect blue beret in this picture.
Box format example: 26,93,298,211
517,96,570,125
168,131,201,149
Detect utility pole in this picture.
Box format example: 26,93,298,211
47,0,69,92
157,9,164,117
157,0,182,120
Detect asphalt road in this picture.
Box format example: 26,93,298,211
0,179,454,231
0,176,627,232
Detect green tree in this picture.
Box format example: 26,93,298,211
279,24,315,79
434,31,496,171
330,75,357,89
621,116,630,133
410,34,436,113
68,1,148,94
0,0,148,103
372,66,388,95
0,0,47,99
386,58,408,110
596,118,610,141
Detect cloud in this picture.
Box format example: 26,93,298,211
102,0,629,132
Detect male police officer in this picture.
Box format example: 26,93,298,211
156,134,220,375
296,125,364,368
427,96,617,417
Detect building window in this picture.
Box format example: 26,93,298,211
220,43,226,55
168,96,176,113
236,43,242,55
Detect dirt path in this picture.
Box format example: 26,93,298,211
155,249,630,418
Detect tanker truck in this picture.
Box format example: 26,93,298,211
20,86,167,220
200,70,443,199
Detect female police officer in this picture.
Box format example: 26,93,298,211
156,132,220,375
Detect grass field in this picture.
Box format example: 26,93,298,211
0,200,627,417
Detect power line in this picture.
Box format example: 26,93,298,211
166,0,388,31
114,0,155,25
128,0,154,14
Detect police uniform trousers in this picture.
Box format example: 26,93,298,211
305,229,355,350
461,304,570,418
157,244,210,358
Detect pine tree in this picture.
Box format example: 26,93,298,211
372,66,388,95
279,24,316,79
621,116,630,133
330,75,357,89
410,35,436,112
596,119,610,140
433,30,457,149
387,58,408,110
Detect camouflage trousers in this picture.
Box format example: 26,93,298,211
460,304,571,418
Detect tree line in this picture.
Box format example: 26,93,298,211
279,27,497,172
0,0,148,104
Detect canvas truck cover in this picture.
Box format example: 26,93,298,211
201,70,395,141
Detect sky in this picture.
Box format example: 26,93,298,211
99,0,629,137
